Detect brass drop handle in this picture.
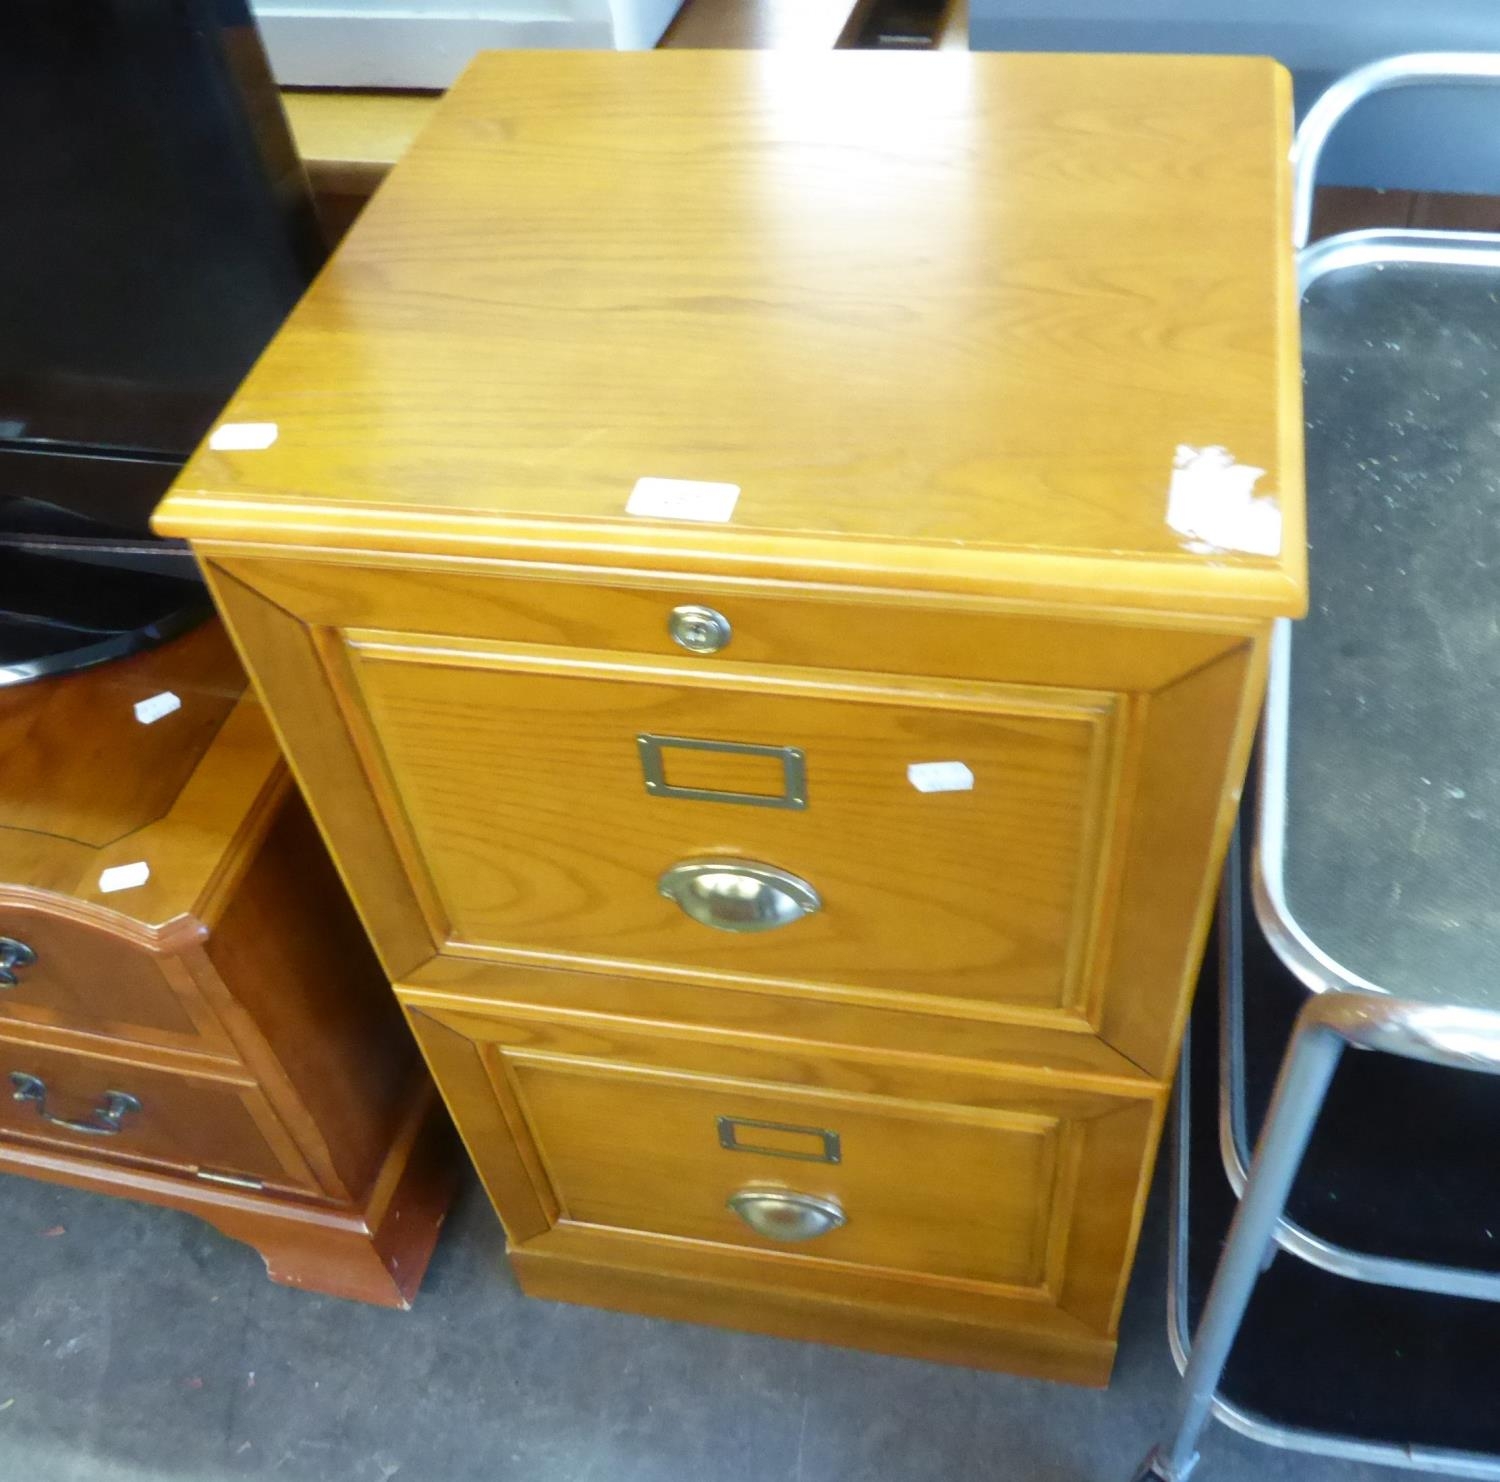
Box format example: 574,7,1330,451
0,937,36,988
727,1189,846,1242
658,859,821,933
9,1072,142,1137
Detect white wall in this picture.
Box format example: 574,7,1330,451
252,0,684,88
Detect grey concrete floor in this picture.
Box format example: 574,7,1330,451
0,1166,1397,1482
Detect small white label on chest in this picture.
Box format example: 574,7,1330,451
133,691,182,725
99,861,151,894
208,421,279,452
626,477,740,523
907,761,975,794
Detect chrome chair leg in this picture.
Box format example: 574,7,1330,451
1128,1002,1348,1482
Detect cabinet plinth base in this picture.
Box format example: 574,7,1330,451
511,1247,1116,1386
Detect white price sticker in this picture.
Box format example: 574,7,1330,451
907,761,975,794
133,691,182,725
626,477,740,523
209,421,279,452
99,861,151,894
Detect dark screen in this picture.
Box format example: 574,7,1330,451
0,0,322,457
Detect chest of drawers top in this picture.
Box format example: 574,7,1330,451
157,49,1304,624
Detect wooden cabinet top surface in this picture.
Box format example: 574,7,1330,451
158,51,1305,620
0,622,286,930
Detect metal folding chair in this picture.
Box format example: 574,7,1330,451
1132,53,1500,1482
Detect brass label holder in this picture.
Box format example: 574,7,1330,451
637,734,807,810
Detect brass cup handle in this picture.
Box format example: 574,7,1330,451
658,859,821,933
10,1072,142,1137
727,1189,846,1242
0,937,36,988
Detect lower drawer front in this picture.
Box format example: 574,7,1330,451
406,997,1161,1337
0,1035,316,1193
520,1057,1056,1288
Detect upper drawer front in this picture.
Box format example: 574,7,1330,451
0,1031,317,1192
209,556,1263,1075
0,907,232,1056
352,641,1119,1023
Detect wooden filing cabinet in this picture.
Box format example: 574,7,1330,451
155,50,1306,1382
0,620,456,1307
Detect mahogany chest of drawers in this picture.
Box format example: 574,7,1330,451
156,50,1306,1382
0,620,454,1306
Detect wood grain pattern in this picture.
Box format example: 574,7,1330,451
0,1026,319,1191
157,51,1303,1372
196,553,1263,1074
201,563,442,980
0,620,243,849
216,554,1249,692
0,619,455,1304
406,1000,1158,1351
158,52,1305,622
399,956,1151,1086
0,1086,456,1310
0,905,234,1057
398,970,1161,1106
281,89,440,186
0,688,285,935
178,548,1275,1358
1097,639,1268,1078
508,1053,1060,1290
512,1246,1113,1384
352,637,1116,1016
201,790,420,1203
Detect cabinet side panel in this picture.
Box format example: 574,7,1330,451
202,559,438,977
1100,637,1269,1075
204,791,419,1202
403,1006,554,1244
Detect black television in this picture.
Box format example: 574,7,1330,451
0,0,323,682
